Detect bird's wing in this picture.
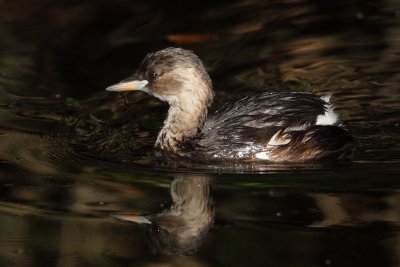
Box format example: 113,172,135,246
196,91,333,157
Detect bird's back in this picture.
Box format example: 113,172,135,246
196,91,353,161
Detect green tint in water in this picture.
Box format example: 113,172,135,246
0,0,400,266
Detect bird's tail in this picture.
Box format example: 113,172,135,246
268,125,355,162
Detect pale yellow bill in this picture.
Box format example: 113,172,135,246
111,213,152,224
106,80,149,92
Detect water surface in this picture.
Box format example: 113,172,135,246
0,0,400,266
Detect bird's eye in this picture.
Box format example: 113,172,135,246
151,224,162,233
147,70,159,81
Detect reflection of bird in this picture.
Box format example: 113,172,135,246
112,175,214,256
106,47,353,162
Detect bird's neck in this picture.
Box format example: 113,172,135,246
154,66,214,152
155,96,208,151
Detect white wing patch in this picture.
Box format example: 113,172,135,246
255,151,270,160
316,104,339,126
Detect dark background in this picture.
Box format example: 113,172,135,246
0,0,399,266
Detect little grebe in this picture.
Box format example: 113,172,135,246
106,47,353,162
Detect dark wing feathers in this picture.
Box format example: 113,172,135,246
202,91,326,135
194,92,331,158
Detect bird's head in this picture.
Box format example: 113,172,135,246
106,47,213,106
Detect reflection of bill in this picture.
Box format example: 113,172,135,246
112,175,215,255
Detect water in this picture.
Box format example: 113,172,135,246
0,0,400,266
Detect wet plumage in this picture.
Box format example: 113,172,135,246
106,47,354,162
